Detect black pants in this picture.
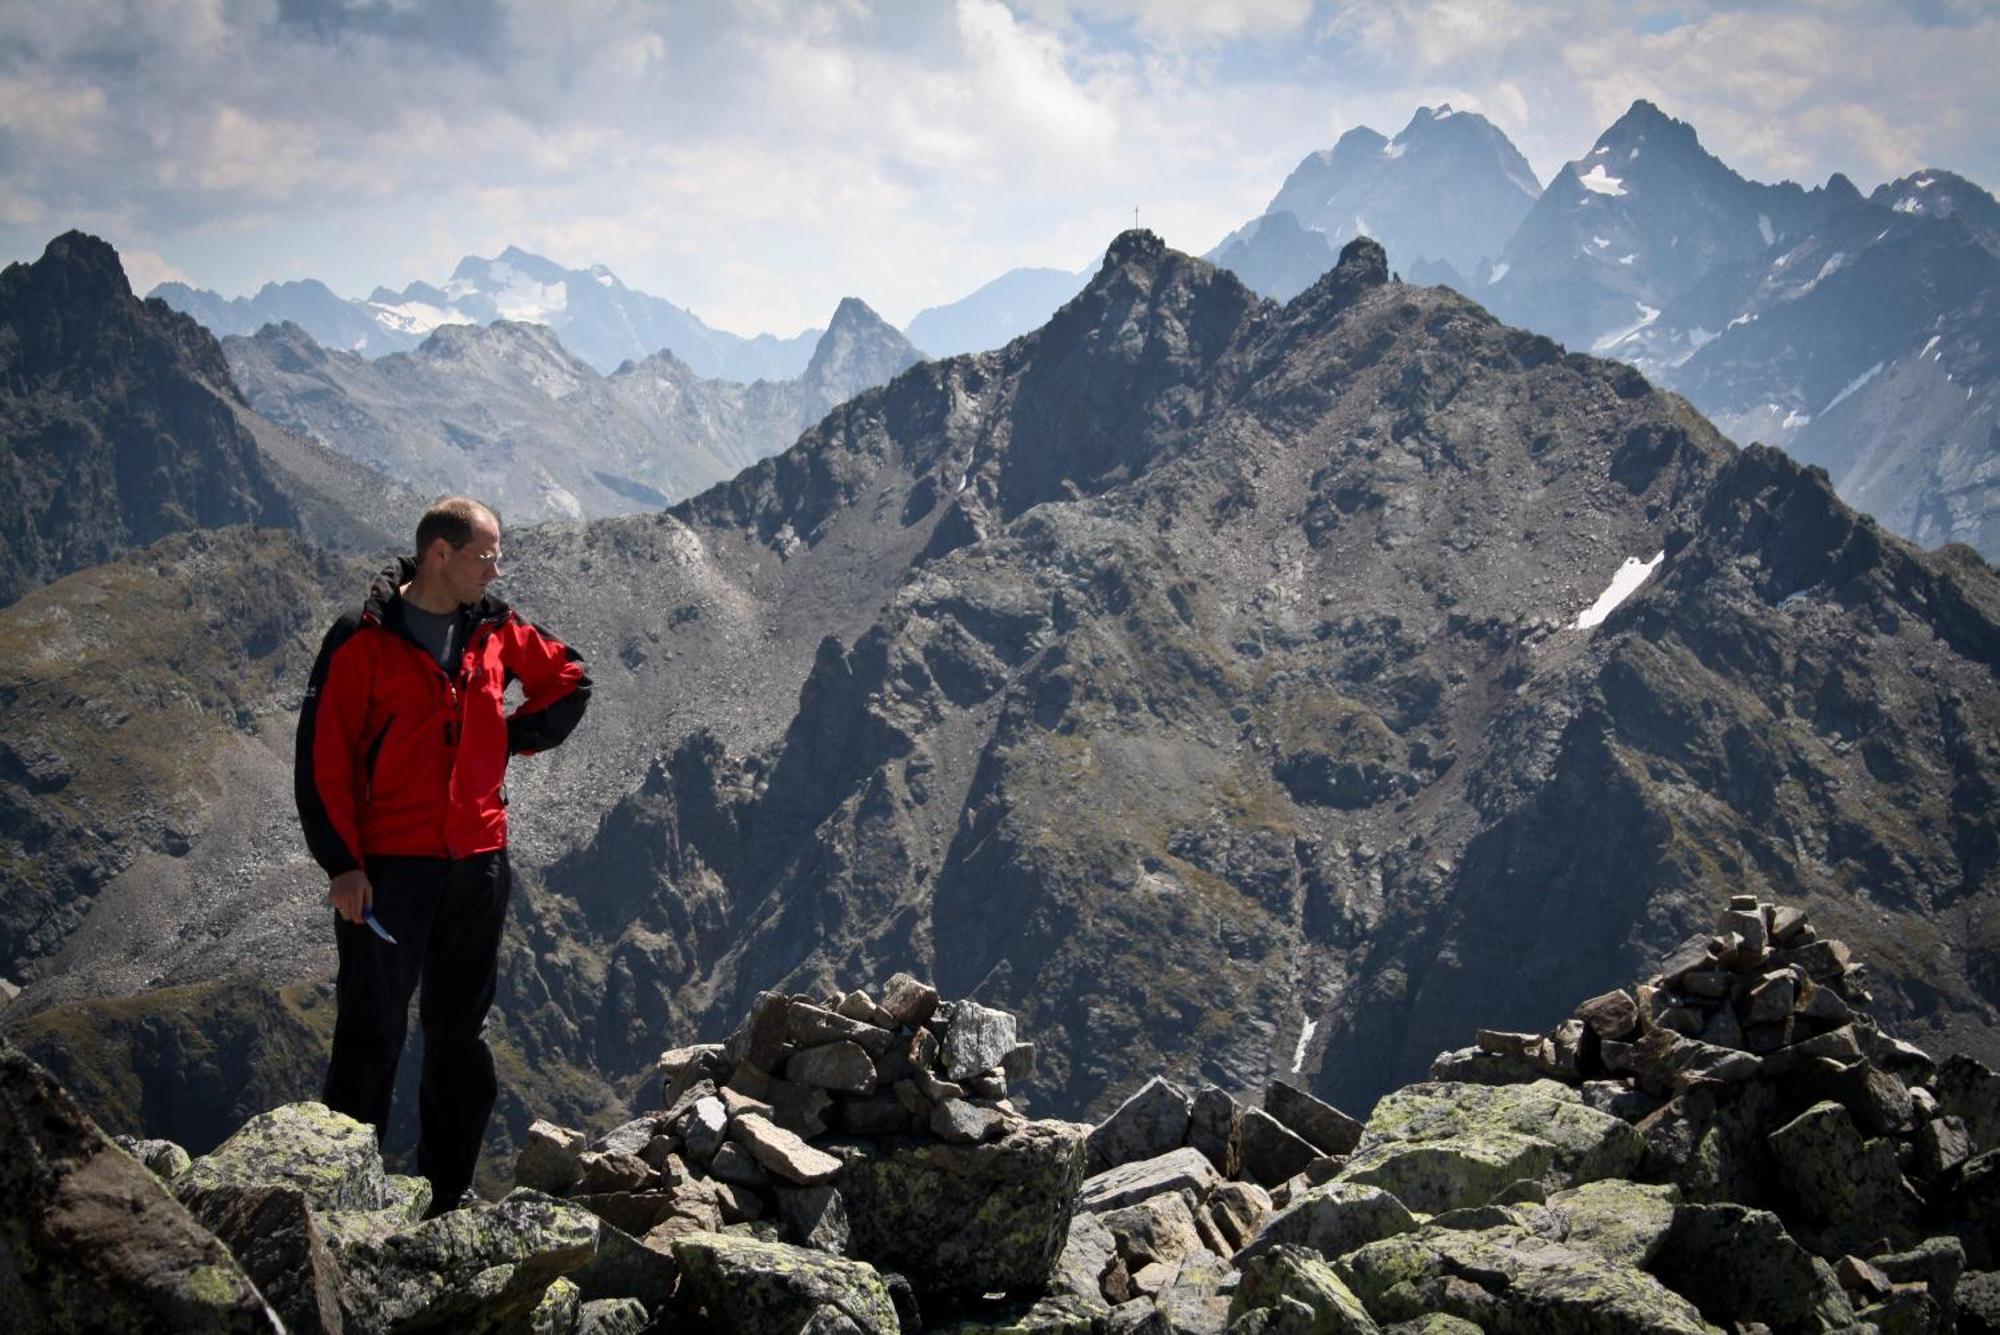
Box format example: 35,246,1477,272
322,849,510,1213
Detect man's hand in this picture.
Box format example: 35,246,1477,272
328,869,373,925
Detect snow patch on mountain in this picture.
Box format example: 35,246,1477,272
1576,552,1665,629
1579,164,1628,197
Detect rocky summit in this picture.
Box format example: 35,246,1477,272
15,910,2000,1332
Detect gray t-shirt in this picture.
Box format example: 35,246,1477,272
401,602,466,673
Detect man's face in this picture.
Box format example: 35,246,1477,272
440,519,502,606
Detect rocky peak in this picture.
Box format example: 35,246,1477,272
1869,169,2000,235
801,296,921,397
1103,227,1170,272
0,231,295,604
1598,97,1699,152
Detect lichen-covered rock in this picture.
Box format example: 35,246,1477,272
182,1181,347,1335
1338,1224,1713,1333
521,1276,581,1335
1649,1202,1856,1335
1237,1181,1417,1266
1098,1188,1207,1274
575,1295,651,1335
115,1134,195,1184
1380,1317,1482,1334
1359,1081,1643,1186
1766,1098,1923,1254
831,1117,1087,1298
1230,1243,1379,1333
671,1230,900,1334
1087,1075,1194,1172
1522,1179,1679,1268
178,1101,391,1213
331,1188,602,1334
1052,1207,1118,1303
0,1035,280,1334
1334,1130,1556,1215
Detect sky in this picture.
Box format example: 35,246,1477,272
2,0,1995,337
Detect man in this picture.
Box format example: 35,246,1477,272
295,497,590,1213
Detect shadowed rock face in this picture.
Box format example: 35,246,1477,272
0,231,296,607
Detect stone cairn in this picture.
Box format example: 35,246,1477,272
515,972,1088,1330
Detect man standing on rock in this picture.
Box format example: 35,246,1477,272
295,497,590,1215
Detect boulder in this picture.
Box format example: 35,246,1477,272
880,972,941,1029
1242,1107,1325,1187
1873,1236,1966,1327
1357,1081,1642,1186
933,1098,1010,1144
1188,1086,1243,1178
1334,1131,1555,1215
1202,1179,1271,1253
1236,1181,1417,1266
1339,1224,1713,1333
1941,1055,2000,1154
1086,1075,1194,1172
1229,1243,1379,1333
1766,1099,1923,1253
516,1120,588,1195
777,1184,852,1254
181,1182,347,1335
178,1101,391,1213
576,1295,651,1335
1079,1147,1222,1214
567,1216,680,1309
1051,1208,1119,1304
931,1292,1108,1333
788,1001,900,1058
682,1096,730,1166
331,1189,602,1334
1527,1179,1679,1267
0,1040,281,1335
577,1150,655,1195
1267,1081,1364,1157
942,1000,1020,1082
789,1040,880,1096
1649,1202,1856,1335
1098,1189,1207,1275
672,1230,900,1334
115,1135,195,1184
1576,989,1641,1041
831,1117,1086,1298
731,1114,844,1186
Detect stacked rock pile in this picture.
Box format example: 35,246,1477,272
1433,892,1892,1097
513,972,1087,1331
1029,897,2000,1334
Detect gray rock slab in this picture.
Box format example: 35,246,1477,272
1087,1075,1194,1172
732,1113,844,1186
179,1101,391,1213
1241,1107,1325,1188
672,1230,900,1335
1266,1081,1364,1156
1079,1146,1222,1214
789,1039,880,1095
1236,1180,1416,1266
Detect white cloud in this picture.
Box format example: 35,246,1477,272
0,0,1991,337
119,247,193,294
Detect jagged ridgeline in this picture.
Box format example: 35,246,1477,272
17,907,2000,1331
4,227,2000,1230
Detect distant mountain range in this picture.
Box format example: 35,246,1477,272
1210,99,2000,563
224,296,922,522
155,245,823,382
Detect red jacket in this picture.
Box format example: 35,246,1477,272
295,559,591,873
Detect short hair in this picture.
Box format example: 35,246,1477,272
415,497,498,559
